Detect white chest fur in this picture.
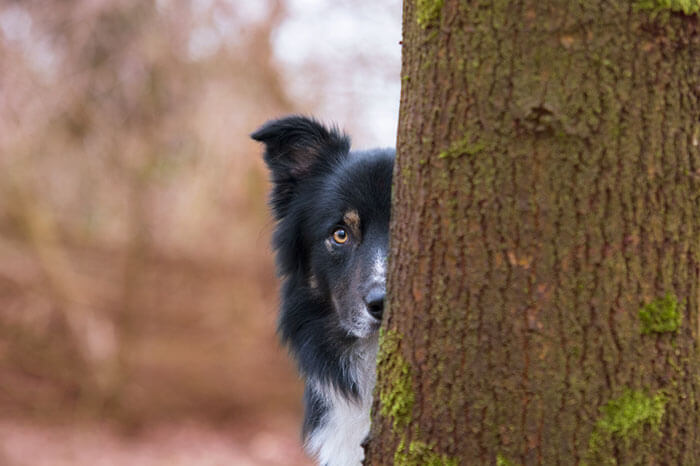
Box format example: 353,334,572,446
305,339,378,466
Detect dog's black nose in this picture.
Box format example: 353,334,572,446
365,288,385,320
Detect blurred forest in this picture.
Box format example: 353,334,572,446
0,0,399,463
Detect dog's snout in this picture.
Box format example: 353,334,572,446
365,288,385,320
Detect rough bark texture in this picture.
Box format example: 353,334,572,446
366,1,700,464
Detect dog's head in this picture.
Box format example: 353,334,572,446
252,116,393,339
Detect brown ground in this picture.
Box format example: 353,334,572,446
0,235,313,465
0,418,312,466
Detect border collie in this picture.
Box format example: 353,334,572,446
252,116,393,466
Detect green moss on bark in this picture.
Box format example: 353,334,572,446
633,0,700,14
416,0,444,28
438,133,486,160
394,439,458,466
496,453,517,466
378,329,415,431
588,389,667,455
638,293,682,334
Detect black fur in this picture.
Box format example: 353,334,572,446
252,116,393,461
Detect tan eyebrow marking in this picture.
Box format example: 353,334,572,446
343,209,361,238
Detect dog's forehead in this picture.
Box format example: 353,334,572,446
326,186,389,229
334,157,391,208
306,150,392,235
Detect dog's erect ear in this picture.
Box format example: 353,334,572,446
251,116,350,218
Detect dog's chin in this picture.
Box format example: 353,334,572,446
348,319,382,340
340,310,382,340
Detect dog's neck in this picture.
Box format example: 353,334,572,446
305,335,378,466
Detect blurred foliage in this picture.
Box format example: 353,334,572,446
0,0,302,426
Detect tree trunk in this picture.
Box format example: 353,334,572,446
366,1,700,464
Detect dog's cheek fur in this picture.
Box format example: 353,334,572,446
315,242,377,340
330,259,367,337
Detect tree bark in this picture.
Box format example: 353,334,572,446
366,1,700,464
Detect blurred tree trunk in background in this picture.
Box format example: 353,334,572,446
367,0,699,464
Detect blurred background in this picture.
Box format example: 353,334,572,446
0,1,400,464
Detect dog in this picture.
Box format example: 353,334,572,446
252,116,393,466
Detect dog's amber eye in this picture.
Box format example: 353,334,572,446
332,228,349,244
